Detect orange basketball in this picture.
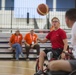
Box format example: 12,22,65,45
37,4,49,16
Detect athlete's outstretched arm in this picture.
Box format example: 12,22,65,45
38,38,48,43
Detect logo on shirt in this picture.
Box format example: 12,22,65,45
56,35,59,36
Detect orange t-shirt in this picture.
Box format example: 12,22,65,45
10,33,23,45
24,33,38,45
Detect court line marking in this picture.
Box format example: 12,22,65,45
0,65,35,71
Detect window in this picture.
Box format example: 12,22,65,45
56,0,75,11
46,0,53,11
5,0,14,10
14,0,46,18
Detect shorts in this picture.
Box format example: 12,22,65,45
68,60,76,71
43,48,63,59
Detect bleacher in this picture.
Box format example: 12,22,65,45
0,32,72,60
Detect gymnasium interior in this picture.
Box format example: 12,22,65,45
0,0,75,75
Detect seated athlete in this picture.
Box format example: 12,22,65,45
34,17,68,75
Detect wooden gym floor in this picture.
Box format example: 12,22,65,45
0,60,36,75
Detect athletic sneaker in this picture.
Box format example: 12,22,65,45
26,58,30,61
16,58,19,61
21,52,24,58
34,70,44,75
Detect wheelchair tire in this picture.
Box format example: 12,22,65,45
35,59,39,72
35,58,47,72
48,71,70,75
69,70,76,75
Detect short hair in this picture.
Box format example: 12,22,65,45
30,29,34,31
16,30,20,32
51,17,60,22
65,8,76,21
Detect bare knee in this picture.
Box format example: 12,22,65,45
48,61,58,71
39,51,46,57
48,60,72,72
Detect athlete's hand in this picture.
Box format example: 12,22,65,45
61,53,66,59
63,50,68,53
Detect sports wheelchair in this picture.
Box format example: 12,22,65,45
35,47,76,75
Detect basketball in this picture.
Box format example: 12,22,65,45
37,4,49,16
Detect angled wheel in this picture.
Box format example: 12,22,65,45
69,70,76,75
35,58,39,72
35,58,48,72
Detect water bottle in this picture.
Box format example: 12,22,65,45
47,51,53,61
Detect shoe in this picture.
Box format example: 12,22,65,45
21,52,24,58
26,58,30,61
34,70,44,75
15,55,19,60
26,57,30,61
16,58,19,61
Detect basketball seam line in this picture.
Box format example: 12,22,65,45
45,4,49,14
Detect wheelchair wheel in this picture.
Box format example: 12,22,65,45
69,70,76,75
46,71,70,75
35,58,48,72
35,59,39,72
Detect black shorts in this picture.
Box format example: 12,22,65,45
68,60,76,71
43,48,63,59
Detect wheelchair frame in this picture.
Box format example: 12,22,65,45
35,50,75,75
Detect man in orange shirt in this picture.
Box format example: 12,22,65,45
24,29,40,59
9,29,24,60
